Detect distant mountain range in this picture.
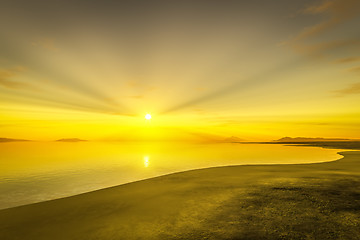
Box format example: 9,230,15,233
1,136,357,143
56,138,87,142
274,137,356,142
0,138,30,142
223,136,244,142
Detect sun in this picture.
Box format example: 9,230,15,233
145,114,152,120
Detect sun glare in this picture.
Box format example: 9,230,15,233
145,114,152,120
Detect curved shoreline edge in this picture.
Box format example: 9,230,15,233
0,146,358,212
1,143,360,240
0,147,347,212
0,143,346,211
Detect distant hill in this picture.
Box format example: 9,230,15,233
56,138,87,142
274,137,354,142
223,136,245,142
0,138,30,142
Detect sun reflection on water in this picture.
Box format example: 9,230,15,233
144,156,149,168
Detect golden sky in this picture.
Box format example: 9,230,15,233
0,0,360,141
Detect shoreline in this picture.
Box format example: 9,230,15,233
0,143,345,211
0,146,357,210
1,143,360,239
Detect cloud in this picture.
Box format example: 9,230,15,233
303,0,335,14
192,108,208,115
290,39,360,57
334,82,360,95
285,0,360,56
299,0,360,41
0,67,35,90
347,66,360,72
335,57,360,63
31,38,59,52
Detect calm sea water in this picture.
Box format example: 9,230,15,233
0,142,341,209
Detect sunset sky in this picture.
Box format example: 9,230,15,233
1,0,360,141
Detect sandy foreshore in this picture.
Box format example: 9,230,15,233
1,142,360,239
